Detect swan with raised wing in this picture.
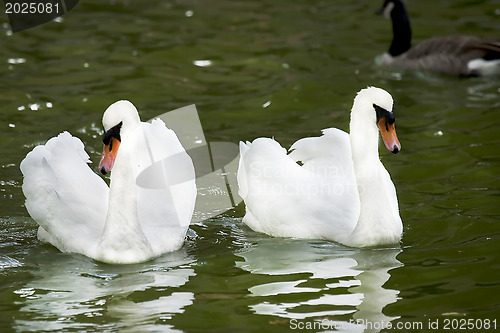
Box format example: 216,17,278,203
21,101,196,264
237,87,402,247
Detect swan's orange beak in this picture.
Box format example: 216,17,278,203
99,137,120,175
378,117,401,154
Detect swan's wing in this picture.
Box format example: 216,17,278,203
290,128,361,241
134,119,196,255
237,129,360,244
289,128,354,173
20,132,109,255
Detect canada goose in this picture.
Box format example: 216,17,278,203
378,0,500,76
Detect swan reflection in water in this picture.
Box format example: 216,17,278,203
13,248,195,332
236,237,402,332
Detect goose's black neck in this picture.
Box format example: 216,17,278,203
388,0,412,57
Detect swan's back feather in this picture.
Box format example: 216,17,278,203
134,119,196,255
237,129,360,244
20,132,109,256
290,128,353,170
21,112,196,263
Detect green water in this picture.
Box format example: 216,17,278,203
1,0,499,332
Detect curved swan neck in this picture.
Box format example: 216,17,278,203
98,126,152,261
349,108,380,167
389,0,412,57
107,140,137,217
348,87,394,169
347,95,401,247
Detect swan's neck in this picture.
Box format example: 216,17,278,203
350,113,380,167
97,129,152,262
348,113,401,247
389,2,412,57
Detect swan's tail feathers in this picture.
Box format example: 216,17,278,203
238,138,287,186
237,137,295,235
237,138,287,202
239,141,251,156
20,132,109,253
237,141,249,200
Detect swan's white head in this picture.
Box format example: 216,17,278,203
98,100,141,174
352,87,401,154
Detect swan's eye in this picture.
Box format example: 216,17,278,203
373,104,395,126
103,121,123,145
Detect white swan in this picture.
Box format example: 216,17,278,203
237,87,402,247
378,0,500,76
20,101,196,264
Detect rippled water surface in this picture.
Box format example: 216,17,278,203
1,1,499,332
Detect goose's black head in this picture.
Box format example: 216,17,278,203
380,0,405,19
378,0,412,57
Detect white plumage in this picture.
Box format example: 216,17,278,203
21,101,196,264
237,87,403,247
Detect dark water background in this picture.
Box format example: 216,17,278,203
0,1,499,332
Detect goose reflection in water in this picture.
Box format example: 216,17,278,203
236,238,402,333
13,249,195,332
